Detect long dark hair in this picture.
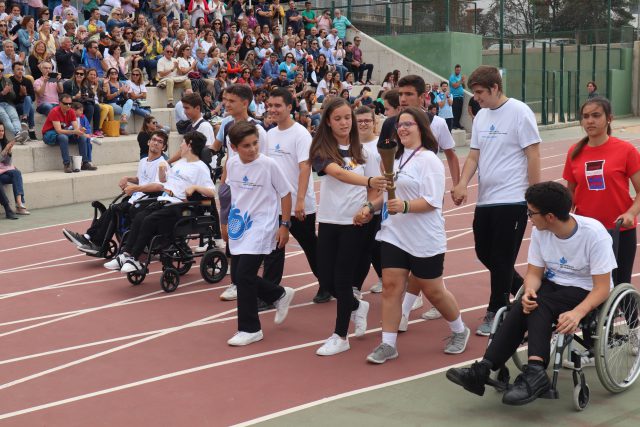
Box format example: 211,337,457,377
570,96,612,160
394,107,438,158
310,97,364,167
0,123,7,150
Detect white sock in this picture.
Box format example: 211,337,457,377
382,332,397,347
401,292,418,318
448,315,465,334
84,233,91,240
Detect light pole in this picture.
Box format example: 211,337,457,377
499,0,504,69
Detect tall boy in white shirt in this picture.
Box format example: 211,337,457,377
225,120,295,346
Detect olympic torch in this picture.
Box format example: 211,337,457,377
377,138,397,214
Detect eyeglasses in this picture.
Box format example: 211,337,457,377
125,32,132,35
526,209,544,218
357,119,373,125
62,102,72,106
395,121,417,129
109,71,118,75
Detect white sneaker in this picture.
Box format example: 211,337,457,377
352,286,362,300
104,253,126,270
120,257,143,273
274,287,295,324
351,300,369,337
90,138,102,145
369,279,383,293
316,334,350,356
411,293,424,311
194,245,208,253
220,283,237,301
421,307,443,320
227,330,264,346
214,239,226,249
562,350,595,369
398,314,409,332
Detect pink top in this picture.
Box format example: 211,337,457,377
33,78,60,106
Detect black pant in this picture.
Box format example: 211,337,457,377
232,253,285,333
452,97,464,129
123,204,182,258
353,63,374,83
444,117,453,132
354,214,382,290
263,213,319,286
484,280,588,368
86,200,132,245
473,204,528,312
0,185,10,212
611,228,636,285
317,223,365,337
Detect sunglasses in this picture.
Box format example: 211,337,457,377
75,72,84,75
151,121,158,125
132,73,141,76
109,71,118,75
62,102,72,106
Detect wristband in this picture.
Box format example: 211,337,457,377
403,200,409,214
367,176,373,189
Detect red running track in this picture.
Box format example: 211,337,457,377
0,137,638,426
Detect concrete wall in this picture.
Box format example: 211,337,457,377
374,32,483,82
351,30,474,130
631,41,639,116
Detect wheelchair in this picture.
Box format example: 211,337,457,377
487,282,640,410
123,197,229,293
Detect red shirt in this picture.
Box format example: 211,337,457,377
563,136,640,230
42,106,77,135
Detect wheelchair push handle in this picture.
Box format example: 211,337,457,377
612,218,623,261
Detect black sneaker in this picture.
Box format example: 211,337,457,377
502,364,551,406
28,130,37,141
5,209,18,220
63,229,90,247
446,361,491,396
78,242,101,255
313,289,332,304
257,298,275,312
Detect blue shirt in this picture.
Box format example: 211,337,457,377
261,60,280,80
437,92,453,119
449,73,464,98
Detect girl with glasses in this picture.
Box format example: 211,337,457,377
85,68,112,137
102,66,134,135
63,66,99,136
361,107,470,363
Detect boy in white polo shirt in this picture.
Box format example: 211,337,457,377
225,120,295,346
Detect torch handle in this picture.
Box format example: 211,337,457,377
383,172,397,214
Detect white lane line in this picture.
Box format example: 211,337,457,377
0,271,117,300
0,239,68,254
0,218,92,237
3,259,100,274
0,281,319,393
446,230,473,241
0,254,84,274
0,302,489,421
445,227,472,233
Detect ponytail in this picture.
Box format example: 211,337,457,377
570,136,589,160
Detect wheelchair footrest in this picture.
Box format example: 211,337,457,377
540,388,559,399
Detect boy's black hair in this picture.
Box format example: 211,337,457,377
524,181,572,221
228,121,259,147
184,130,207,156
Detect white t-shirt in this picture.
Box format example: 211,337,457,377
376,148,446,257
191,117,215,147
362,138,382,215
470,98,540,205
316,79,328,98
226,154,293,255
126,80,147,99
158,158,214,203
267,122,317,215
217,117,268,158
314,144,380,225
528,214,617,291
430,114,455,150
129,156,163,204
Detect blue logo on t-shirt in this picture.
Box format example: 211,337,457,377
243,175,249,183
544,269,556,279
490,124,495,131
275,144,281,151
228,204,253,240
560,257,567,265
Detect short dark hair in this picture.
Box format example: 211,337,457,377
71,102,83,110
226,84,254,102
184,130,207,156
468,65,503,93
181,92,203,109
354,105,374,119
59,93,72,103
587,80,598,90
11,61,24,70
524,181,572,221
228,121,259,147
397,75,426,95
269,87,293,106
150,130,169,149
383,89,399,108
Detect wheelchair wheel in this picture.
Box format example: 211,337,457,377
104,240,118,260
594,283,640,393
127,271,146,285
200,250,228,284
172,245,194,276
572,383,590,411
161,268,180,293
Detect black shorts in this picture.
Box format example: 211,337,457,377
380,241,444,280
219,183,231,225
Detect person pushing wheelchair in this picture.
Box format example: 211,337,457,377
447,181,616,405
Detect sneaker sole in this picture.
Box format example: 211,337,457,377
475,329,491,337
316,345,350,356
502,385,551,406
367,351,398,364
228,333,264,346
274,288,295,324
220,295,238,301
78,247,100,255
445,370,486,397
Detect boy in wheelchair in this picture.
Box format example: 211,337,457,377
104,131,216,273
447,181,617,405
62,131,170,255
